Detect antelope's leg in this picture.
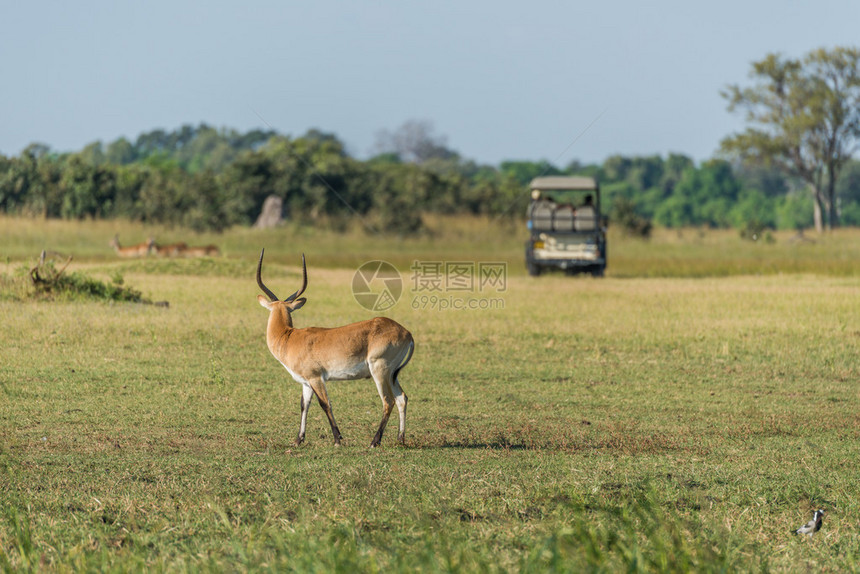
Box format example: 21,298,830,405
310,380,342,445
392,379,408,444
369,364,396,448
296,384,314,445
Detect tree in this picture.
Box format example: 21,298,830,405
373,120,458,164
499,160,562,185
22,143,52,160
721,46,860,232
660,154,695,194
58,156,117,219
78,142,106,166
368,164,427,235
654,160,741,228
106,137,137,165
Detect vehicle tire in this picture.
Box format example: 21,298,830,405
527,262,541,277
590,266,605,278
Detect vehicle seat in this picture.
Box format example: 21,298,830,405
531,201,554,231
574,206,596,231
553,206,575,232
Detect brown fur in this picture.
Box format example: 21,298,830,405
109,235,153,257
147,238,219,257
183,245,221,257
149,238,189,257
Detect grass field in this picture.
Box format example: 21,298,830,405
1,216,859,571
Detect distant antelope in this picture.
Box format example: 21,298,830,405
109,235,153,257
256,250,414,447
184,244,221,257
149,237,188,257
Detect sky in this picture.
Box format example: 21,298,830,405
2,1,859,167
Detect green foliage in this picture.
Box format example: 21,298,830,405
729,189,775,229
3,118,860,234
612,197,653,238
654,160,739,228
499,159,562,185
774,191,814,230
368,163,429,234
738,218,769,242
58,157,117,219
836,160,860,226
1,258,149,303
51,269,146,303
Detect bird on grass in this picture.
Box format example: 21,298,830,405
793,509,825,537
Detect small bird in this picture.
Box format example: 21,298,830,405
793,509,825,537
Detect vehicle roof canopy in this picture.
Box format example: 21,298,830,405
529,176,598,191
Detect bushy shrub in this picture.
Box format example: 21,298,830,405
2,254,152,304
612,197,652,238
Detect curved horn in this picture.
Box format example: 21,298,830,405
284,254,308,302
256,249,279,302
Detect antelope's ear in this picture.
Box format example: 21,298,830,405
257,294,274,310
288,297,306,312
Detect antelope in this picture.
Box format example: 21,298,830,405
109,235,153,257
149,237,188,257
184,244,221,257
256,250,414,447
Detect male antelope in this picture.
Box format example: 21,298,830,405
256,250,414,447
109,235,153,257
149,237,188,257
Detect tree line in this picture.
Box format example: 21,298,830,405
1,77,859,236
0,124,525,234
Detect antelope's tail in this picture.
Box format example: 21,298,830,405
393,338,414,382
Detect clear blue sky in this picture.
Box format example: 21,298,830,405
2,1,858,166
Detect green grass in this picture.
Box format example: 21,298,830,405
610,227,860,278
1,216,860,571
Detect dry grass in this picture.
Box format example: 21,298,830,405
5,214,860,278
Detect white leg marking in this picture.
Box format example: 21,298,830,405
298,384,314,442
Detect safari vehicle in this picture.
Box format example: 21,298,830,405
525,176,606,277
